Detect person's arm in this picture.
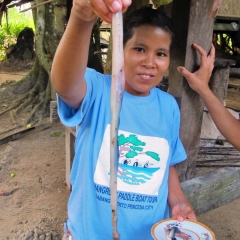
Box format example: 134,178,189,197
168,166,197,221
197,87,240,150
51,0,131,109
178,43,240,151
51,1,96,108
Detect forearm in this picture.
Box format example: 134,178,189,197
168,166,196,221
200,88,240,150
178,43,240,150
51,10,95,108
168,166,187,207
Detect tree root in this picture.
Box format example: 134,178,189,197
26,101,44,124
0,93,29,117
25,84,51,124
1,57,52,125
14,92,38,115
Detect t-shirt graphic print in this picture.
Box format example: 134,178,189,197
94,125,169,196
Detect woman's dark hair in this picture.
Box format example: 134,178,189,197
123,7,175,47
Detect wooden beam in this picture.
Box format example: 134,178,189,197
0,123,52,146
19,0,56,13
196,163,240,167
227,89,240,102
226,99,240,111
230,68,240,78
181,165,240,215
214,22,239,31
228,78,240,90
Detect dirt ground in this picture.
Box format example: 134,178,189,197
1,61,240,240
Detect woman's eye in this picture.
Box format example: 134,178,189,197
157,52,166,57
135,47,144,52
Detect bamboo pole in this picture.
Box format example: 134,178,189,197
19,0,56,13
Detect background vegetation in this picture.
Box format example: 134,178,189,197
0,7,35,61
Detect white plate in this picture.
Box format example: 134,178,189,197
151,218,216,240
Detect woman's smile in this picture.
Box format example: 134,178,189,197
123,25,171,96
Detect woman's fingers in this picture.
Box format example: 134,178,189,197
209,43,215,58
193,43,215,72
90,0,131,23
192,43,207,58
187,211,197,221
103,0,131,12
107,0,122,12
72,0,96,22
90,1,113,23
208,44,216,68
193,43,215,61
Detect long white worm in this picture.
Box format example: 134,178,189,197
110,11,125,240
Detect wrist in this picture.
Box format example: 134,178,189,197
71,5,97,24
198,87,214,100
168,190,187,208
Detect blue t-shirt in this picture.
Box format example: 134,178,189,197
58,68,187,240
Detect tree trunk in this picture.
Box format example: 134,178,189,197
169,0,215,181
2,0,103,125
0,0,68,125
33,0,67,99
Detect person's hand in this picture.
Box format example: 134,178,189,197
171,199,197,222
72,0,132,24
90,0,131,23
72,0,96,23
177,43,215,96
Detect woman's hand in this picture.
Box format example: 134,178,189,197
177,43,215,96
90,0,131,23
168,166,197,222
72,0,96,23
171,199,197,222
72,0,132,23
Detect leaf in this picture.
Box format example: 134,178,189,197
128,134,146,146
118,134,146,147
118,134,128,145
126,150,138,158
146,151,160,161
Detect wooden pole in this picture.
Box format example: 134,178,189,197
19,0,56,13
209,0,223,18
169,0,215,181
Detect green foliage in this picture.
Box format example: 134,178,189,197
126,150,138,158
118,134,160,161
146,151,160,161
50,130,63,137
0,7,35,61
118,134,146,146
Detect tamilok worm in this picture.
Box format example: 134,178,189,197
110,11,125,240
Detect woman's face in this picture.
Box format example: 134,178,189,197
123,25,171,96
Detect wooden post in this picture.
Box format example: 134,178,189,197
65,127,75,190
210,58,236,105
50,100,59,123
168,0,215,181
209,0,222,18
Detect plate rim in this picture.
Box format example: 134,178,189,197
151,218,216,240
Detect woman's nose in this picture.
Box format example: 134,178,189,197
141,54,155,68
